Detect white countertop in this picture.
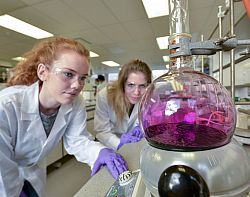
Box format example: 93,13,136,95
74,140,144,197
74,139,250,197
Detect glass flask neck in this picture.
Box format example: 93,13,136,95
169,0,189,35
168,0,192,72
169,34,193,72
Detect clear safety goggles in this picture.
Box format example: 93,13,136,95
125,81,148,92
49,67,88,86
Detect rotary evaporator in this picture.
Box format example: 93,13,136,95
139,0,250,196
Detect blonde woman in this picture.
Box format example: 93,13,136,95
94,59,152,150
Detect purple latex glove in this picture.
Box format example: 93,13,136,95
19,191,28,197
91,148,128,179
117,125,144,150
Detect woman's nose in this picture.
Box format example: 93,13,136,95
71,79,83,89
134,86,141,95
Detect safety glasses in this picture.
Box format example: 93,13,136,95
49,67,88,86
125,81,148,92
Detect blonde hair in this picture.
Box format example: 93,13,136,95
7,37,90,86
107,59,152,124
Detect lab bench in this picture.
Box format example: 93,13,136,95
74,140,144,197
74,139,250,197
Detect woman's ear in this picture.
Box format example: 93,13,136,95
37,63,49,81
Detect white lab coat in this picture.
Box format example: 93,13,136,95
96,81,107,93
94,87,139,150
0,82,105,197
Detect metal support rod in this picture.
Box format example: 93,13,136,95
230,0,235,103
201,35,204,73
235,101,250,105
218,6,224,84
238,40,250,45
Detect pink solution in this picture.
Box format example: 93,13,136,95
145,123,228,151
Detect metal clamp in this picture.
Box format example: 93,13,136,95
169,36,250,58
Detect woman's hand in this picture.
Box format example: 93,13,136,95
117,126,144,149
91,148,128,179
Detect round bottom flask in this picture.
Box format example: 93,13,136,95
139,67,236,151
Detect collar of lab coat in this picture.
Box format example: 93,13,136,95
20,81,73,121
18,81,74,155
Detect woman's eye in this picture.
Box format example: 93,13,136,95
79,76,87,82
128,83,135,88
140,84,147,89
63,71,74,79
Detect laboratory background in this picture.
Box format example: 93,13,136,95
0,0,250,197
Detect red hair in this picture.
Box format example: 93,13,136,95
7,37,90,86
